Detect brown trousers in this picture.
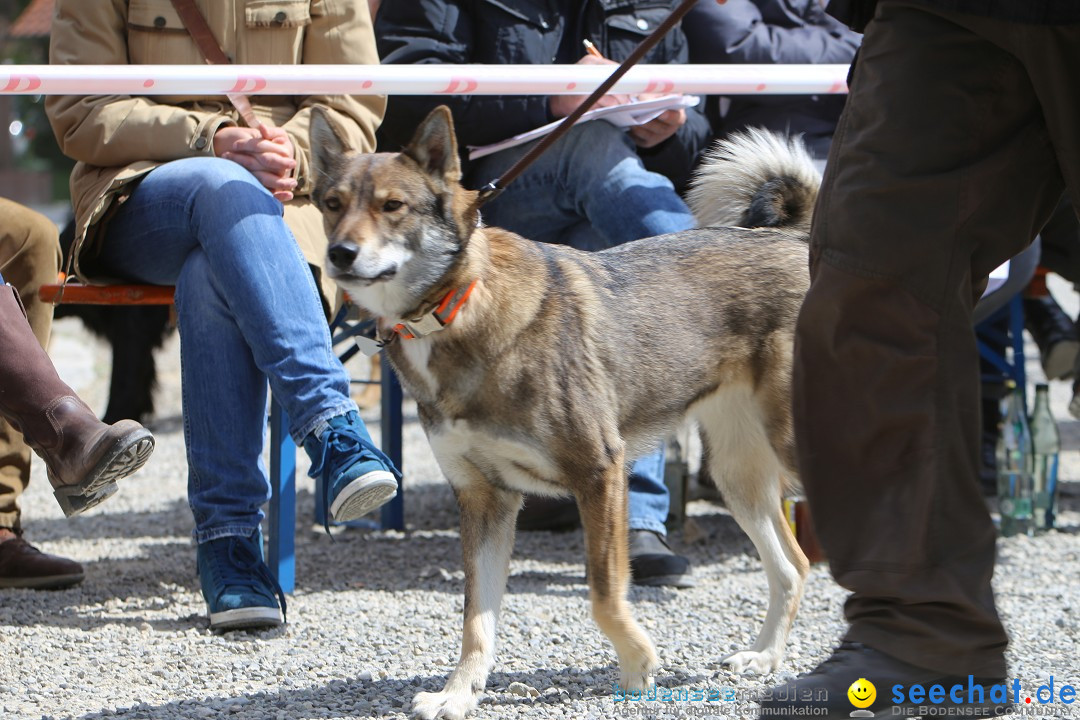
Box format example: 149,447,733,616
0,198,62,532
794,2,1080,678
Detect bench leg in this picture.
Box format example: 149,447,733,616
268,400,296,594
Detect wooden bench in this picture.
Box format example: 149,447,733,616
40,280,404,594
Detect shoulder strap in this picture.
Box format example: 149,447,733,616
169,0,231,64
168,0,259,127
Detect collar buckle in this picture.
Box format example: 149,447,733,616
391,280,478,340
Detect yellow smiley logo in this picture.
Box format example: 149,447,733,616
847,678,876,709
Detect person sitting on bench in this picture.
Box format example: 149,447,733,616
45,0,400,631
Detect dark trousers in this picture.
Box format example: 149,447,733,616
793,1,1080,678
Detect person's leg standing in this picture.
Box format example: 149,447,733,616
0,199,85,589
468,122,696,586
769,4,1075,709
0,198,61,535
98,157,398,628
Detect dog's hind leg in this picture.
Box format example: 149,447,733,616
576,451,660,692
694,386,808,675
413,480,522,720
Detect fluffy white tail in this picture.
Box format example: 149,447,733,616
687,129,822,232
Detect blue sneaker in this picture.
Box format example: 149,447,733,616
197,530,286,631
303,411,400,533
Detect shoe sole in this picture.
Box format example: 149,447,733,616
1042,340,1080,380
209,605,283,631
0,572,85,590
329,471,398,523
632,573,697,589
53,429,156,517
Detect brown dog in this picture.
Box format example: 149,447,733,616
310,106,819,720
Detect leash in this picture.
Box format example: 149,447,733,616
472,0,700,211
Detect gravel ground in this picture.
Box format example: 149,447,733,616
2,278,1079,720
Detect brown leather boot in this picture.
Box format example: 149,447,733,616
0,531,84,589
0,284,155,517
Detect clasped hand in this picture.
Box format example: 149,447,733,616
213,124,297,202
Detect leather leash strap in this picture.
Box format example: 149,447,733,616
472,0,700,209
168,0,260,127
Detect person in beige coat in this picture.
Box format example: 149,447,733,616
45,0,400,631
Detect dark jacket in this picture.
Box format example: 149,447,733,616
375,0,712,190
829,0,1080,31
682,0,859,156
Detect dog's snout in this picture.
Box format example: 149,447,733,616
328,242,359,270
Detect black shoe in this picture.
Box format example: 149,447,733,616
629,529,695,588
758,641,1010,718
1024,295,1080,380
516,495,581,532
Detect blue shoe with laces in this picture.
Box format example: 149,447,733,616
303,411,400,533
197,529,286,631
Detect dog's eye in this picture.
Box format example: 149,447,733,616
324,196,342,212
382,200,404,212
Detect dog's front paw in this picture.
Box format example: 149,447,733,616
619,668,655,693
413,690,478,720
615,632,660,692
722,649,781,675
618,652,659,692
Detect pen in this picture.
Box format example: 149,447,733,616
583,39,603,59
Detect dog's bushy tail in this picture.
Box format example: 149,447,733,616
686,128,821,234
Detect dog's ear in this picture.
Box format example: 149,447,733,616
309,106,348,204
402,105,462,186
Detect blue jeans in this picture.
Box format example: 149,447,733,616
467,122,696,535
97,157,358,543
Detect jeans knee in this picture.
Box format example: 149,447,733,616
167,158,283,236
168,157,277,209
563,124,674,194
568,120,637,159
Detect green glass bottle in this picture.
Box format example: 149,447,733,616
1028,383,1060,531
996,381,1033,537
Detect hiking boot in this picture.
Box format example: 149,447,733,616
1023,294,1080,380
303,411,399,533
629,529,695,588
197,530,286,631
758,641,1009,718
0,532,84,589
0,284,154,517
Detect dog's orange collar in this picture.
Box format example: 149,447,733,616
391,280,478,340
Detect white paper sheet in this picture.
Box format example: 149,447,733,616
467,94,701,160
